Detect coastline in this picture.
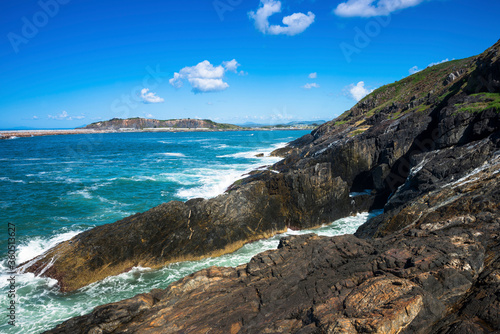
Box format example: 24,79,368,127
0,127,316,140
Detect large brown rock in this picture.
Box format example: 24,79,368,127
44,160,500,333
24,163,352,292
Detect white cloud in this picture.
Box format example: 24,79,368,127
308,72,317,79
347,81,374,101
334,0,426,17
48,111,85,121
409,65,421,75
249,0,315,36
189,78,229,93
170,60,240,93
428,58,449,67
222,59,240,73
140,88,165,103
32,116,39,120
270,113,295,121
143,112,154,118
48,110,68,120
303,83,320,89
409,58,450,75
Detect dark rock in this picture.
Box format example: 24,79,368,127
33,39,500,334
44,178,500,333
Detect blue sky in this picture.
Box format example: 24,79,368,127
0,0,499,129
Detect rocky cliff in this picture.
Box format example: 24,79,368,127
28,40,500,333
84,118,240,130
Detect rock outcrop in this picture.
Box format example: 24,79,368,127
29,39,500,333
84,117,240,130
45,152,500,332
24,40,500,292
23,162,354,292
44,132,500,334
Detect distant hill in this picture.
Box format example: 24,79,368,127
82,118,240,130
238,120,326,128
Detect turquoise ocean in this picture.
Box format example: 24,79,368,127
0,130,380,333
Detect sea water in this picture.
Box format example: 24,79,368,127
0,130,380,333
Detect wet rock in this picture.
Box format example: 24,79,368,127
35,39,500,334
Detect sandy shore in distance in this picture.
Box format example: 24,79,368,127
0,128,231,139
0,129,110,139
0,127,311,140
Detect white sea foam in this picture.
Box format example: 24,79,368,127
53,176,81,184
217,142,287,159
0,210,378,334
96,196,119,205
23,158,54,161
132,175,157,182
68,180,113,199
0,130,318,333
172,142,286,200
0,201,12,209
0,176,26,184
160,172,198,186
69,189,93,199
175,166,246,199
17,229,86,268
175,157,281,200
157,152,186,157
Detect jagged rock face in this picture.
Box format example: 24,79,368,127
24,40,500,293
27,40,500,334
43,116,500,333
44,166,500,333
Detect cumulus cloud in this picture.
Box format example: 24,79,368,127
223,59,241,73
409,65,421,75
170,60,240,93
428,58,449,67
140,88,165,103
409,58,450,75
48,110,85,121
303,83,320,89
249,0,315,36
334,0,426,17
308,72,317,79
347,81,374,101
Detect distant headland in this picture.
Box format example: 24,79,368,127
0,118,324,140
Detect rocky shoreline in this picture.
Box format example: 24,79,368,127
26,40,500,333
0,126,312,140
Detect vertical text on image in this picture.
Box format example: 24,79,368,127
6,223,17,326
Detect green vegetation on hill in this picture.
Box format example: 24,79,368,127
84,118,241,130
454,92,500,114
330,46,497,135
